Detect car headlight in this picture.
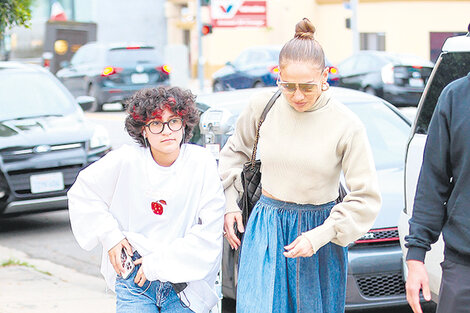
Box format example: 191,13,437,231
89,125,110,150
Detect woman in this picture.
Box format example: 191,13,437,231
219,18,381,313
68,87,225,313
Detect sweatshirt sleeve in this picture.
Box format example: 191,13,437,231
405,91,452,262
218,92,270,213
68,150,126,253
142,155,226,283
303,125,382,253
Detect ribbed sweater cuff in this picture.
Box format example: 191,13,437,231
224,187,242,214
302,220,336,254
406,247,427,263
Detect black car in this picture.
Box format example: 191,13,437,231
212,45,339,92
56,42,170,112
0,62,111,217
337,51,434,107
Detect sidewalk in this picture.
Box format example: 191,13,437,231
0,245,115,313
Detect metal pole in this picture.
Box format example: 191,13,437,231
351,0,359,53
196,0,204,92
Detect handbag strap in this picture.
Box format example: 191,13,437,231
249,89,282,168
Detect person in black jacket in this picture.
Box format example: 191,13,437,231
405,72,470,313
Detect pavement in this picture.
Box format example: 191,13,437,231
0,245,115,313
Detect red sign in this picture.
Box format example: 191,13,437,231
211,0,267,28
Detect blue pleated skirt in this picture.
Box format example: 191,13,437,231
236,195,348,313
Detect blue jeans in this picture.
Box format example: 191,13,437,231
115,252,194,313
236,195,348,313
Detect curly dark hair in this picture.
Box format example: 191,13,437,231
124,86,199,147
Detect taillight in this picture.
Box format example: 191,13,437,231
101,66,122,77
268,65,279,75
329,66,338,75
381,64,395,84
156,65,171,75
412,65,423,69
355,227,399,244
126,46,141,50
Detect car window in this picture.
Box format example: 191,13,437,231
338,56,358,76
106,47,163,66
348,101,410,169
70,45,89,66
355,55,376,73
414,51,470,134
0,71,75,120
232,50,250,68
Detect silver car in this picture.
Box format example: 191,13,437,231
197,87,411,309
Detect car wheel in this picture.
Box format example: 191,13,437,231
364,86,376,96
253,81,264,88
213,81,224,92
87,84,101,112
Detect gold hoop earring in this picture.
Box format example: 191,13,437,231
321,82,329,91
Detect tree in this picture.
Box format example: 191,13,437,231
0,0,33,33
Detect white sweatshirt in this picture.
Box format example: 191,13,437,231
68,143,226,313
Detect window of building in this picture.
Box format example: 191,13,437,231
360,32,385,51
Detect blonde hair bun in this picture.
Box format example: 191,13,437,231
294,18,316,40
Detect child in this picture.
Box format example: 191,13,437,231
68,86,225,313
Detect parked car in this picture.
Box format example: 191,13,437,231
56,42,170,112
0,62,111,217
398,30,470,303
197,86,412,309
337,51,434,107
212,45,339,92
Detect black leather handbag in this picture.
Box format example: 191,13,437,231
237,90,281,228
237,89,348,231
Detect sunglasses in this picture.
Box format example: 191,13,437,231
277,80,320,94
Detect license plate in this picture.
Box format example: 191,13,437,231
30,172,64,193
131,73,149,84
409,78,424,87
205,144,220,160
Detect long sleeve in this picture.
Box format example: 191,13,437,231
142,156,226,283
302,126,382,252
218,91,271,213
68,150,126,253
405,91,452,262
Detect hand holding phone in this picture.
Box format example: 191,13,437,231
120,248,135,279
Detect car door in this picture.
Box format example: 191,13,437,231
222,50,251,89
398,48,470,301
338,55,361,89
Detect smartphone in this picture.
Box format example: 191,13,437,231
120,248,135,279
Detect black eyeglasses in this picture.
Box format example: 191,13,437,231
277,79,320,94
145,118,183,134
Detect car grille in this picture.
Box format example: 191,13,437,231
356,271,405,297
0,143,83,163
7,165,82,196
355,227,399,244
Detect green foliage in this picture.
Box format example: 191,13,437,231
1,258,52,276
0,0,33,33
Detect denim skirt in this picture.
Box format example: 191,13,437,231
236,195,348,313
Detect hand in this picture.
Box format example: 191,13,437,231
133,258,148,287
224,212,244,250
406,260,432,313
284,235,314,258
108,238,133,276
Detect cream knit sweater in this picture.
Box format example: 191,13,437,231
218,89,382,252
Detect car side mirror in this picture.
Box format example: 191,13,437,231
60,60,71,69
76,96,95,111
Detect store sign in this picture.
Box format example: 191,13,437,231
211,0,267,28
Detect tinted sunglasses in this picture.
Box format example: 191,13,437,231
277,80,320,94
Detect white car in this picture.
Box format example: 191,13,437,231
398,29,470,302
